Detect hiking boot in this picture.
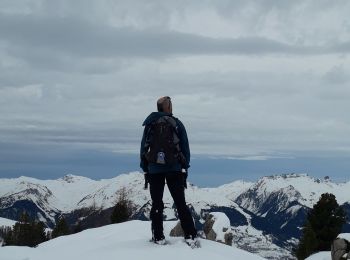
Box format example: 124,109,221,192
184,234,201,248
151,235,167,245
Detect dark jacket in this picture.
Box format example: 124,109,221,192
140,112,190,174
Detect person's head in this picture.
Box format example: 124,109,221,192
157,96,172,114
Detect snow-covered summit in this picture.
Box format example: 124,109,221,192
0,220,266,260
235,173,350,211
58,174,94,183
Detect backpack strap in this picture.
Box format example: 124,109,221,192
162,116,182,150
162,116,180,143
144,124,153,148
163,116,187,167
141,124,153,164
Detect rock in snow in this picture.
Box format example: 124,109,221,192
0,220,266,260
203,212,233,246
169,221,185,237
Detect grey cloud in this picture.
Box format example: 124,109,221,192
1,0,350,161
332,42,350,53
323,65,350,84
0,12,346,65
0,68,38,88
0,118,140,148
5,45,125,74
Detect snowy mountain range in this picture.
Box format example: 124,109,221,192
1,172,349,259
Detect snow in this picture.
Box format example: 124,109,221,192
253,174,350,208
0,220,266,260
338,233,350,241
1,172,349,216
216,180,254,200
0,172,253,214
231,224,291,259
236,173,350,214
305,251,330,260
286,205,302,216
0,172,251,223
0,172,148,212
0,217,16,228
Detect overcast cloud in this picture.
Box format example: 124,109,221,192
1,0,350,181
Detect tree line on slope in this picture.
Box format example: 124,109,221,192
1,187,135,247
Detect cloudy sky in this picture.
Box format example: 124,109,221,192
1,0,350,186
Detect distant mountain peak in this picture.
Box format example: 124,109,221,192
264,173,309,180
61,174,78,183
60,174,91,183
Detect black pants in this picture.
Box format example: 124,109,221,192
149,172,197,240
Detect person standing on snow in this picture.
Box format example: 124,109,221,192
140,96,199,247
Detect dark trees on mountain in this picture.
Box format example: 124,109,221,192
110,187,135,224
3,211,47,247
296,193,346,259
0,226,12,246
31,221,47,246
72,221,83,234
51,216,70,239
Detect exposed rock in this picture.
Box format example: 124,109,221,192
169,221,184,237
224,232,233,246
203,214,215,236
203,212,233,246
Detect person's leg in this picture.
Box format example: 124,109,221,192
149,173,166,240
166,172,197,238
